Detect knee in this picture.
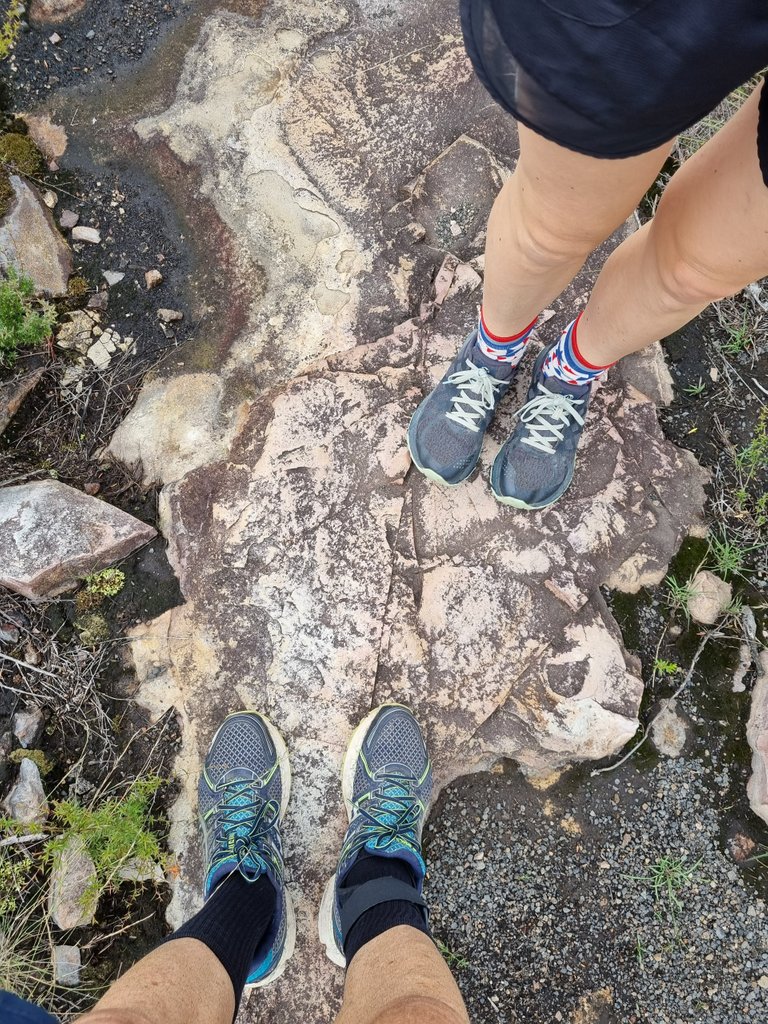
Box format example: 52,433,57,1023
370,995,468,1024
511,210,598,273
655,242,734,310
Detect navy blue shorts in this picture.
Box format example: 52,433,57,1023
461,0,768,178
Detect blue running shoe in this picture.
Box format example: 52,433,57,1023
318,704,433,967
490,344,592,510
407,331,514,486
198,711,295,987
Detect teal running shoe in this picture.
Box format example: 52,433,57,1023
318,704,433,967
407,331,514,486
198,711,295,987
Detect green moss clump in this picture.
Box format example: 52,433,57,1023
68,276,89,299
0,133,44,176
9,748,54,775
75,612,110,646
0,167,12,218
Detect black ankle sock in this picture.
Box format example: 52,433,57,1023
168,871,276,1009
339,852,431,965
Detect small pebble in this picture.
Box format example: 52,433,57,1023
60,209,79,229
157,308,183,323
145,269,163,290
72,226,101,244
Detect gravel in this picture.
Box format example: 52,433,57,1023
424,755,768,1023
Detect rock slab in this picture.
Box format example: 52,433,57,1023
747,651,768,827
48,835,98,930
0,479,156,602
4,757,48,824
53,944,82,986
0,176,71,297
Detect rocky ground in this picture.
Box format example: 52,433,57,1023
0,1,767,1022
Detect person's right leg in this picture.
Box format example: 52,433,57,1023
407,126,672,487
319,705,469,1024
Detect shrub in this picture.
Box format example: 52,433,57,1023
0,268,57,367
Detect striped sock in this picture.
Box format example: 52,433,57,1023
542,314,614,386
473,307,537,367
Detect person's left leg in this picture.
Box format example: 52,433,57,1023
77,712,295,1024
319,704,469,1024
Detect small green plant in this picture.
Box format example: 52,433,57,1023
736,407,768,478
83,567,126,600
682,378,706,397
706,532,754,579
630,855,702,923
74,612,110,646
0,4,21,61
719,308,755,357
664,574,698,620
0,268,56,367
653,659,680,678
47,777,167,903
436,939,469,969
0,852,28,916
635,933,648,969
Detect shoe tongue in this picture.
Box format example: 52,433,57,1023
362,837,425,879
539,372,590,399
469,342,515,380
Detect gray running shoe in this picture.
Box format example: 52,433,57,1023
407,331,513,486
490,346,592,510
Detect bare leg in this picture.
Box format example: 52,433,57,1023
76,939,234,1024
482,124,672,335
578,83,768,365
335,926,469,1024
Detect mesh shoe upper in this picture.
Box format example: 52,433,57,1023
198,712,290,985
491,347,592,508
329,706,433,952
408,332,513,485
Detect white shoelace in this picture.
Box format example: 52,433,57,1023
444,360,504,432
517,382,585,455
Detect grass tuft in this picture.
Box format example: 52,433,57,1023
0,268,57,367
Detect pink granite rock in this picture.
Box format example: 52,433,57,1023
0,480,155,601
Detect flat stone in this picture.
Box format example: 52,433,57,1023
116,856,165,884
29,0,87,23
20,113,68,161
72,225,101,244
13,707,45,748
649,699,689,758
102,270,125,286
108,373,234,486
0,175,71,297
157,307,183,323
55,309,99,354
87,291,108,312
48,835,98,930
42,189,58,209
747,651,768,827
0,367,45,438
53,945,81,986
0,479,156,601
688,569,732,625
4,757,48,825
59,209,79,229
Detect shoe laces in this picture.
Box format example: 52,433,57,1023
517,382,585,455
348,773,422,858
214,777,281,877
444,360,504,432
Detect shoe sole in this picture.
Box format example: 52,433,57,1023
488,462,575,511
317,702,411,969
211,712,297,989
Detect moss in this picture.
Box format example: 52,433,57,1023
0,132,44,176
75,612,110,646
9,748,54,776
0,166,12,218
67,276,89,299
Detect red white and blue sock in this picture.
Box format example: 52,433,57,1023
542,313,613,387
473,307,537,368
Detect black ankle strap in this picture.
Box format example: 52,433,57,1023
339,877,429,943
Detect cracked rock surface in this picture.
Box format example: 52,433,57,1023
111,3,709,1019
